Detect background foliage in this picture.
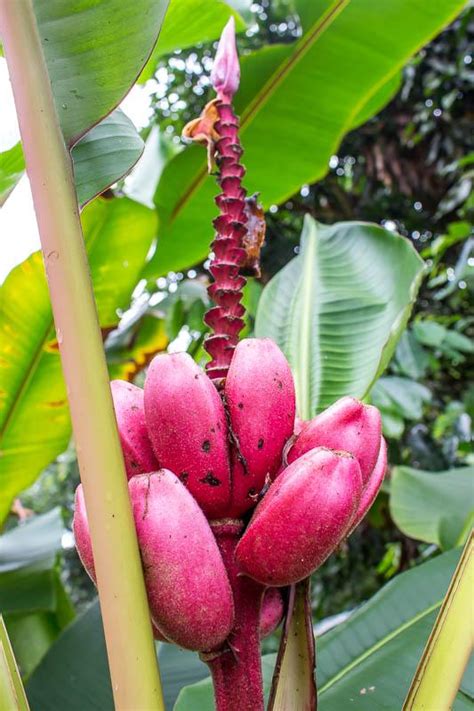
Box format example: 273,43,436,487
0,0,472,708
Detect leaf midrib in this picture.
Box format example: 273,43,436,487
169,0,349,222
239,0,350,129
0,319,54,441
296,224,318,420
319,599,442,694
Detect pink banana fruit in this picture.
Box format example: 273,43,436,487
144,352,231,519
287,396,387,526
235,447,363,586
110,380,158,479
288,396,382,485
129,470,234,651
225,338,295,516
259,588,284,638
72,484,170,641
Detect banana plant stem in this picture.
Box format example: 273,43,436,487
0,2,164,708
403,531,474,710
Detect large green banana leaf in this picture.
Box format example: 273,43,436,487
390,465,474,551
32,0,168,145
1,109,144,210
72,110,144,207
255,217,425,417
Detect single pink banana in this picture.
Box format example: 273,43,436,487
225,338,295,516
236,447,362,586
110,380,158,479
129,470,234,651
144,352,231,519
72,483,169,641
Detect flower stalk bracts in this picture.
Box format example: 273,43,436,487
183,17,267,385
203,95,247,383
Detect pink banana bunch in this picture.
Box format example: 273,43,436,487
73,339,385,650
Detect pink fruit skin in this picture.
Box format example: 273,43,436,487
225,339,296,516
144,352,231,519
288,397,382,485
260,588,284,638
129,470,234,651
73,484,96,583
350,436,387,533
110,380,158,479
236,448,362,586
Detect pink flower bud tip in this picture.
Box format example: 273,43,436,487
211,16,240,101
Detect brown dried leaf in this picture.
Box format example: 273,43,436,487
242,194,266,277
182,99,221,173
